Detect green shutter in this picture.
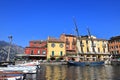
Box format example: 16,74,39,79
52,51,54,56
60,51,63,56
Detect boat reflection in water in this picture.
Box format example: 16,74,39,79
39,65,120,80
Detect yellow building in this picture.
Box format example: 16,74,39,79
77,35,110,61
47,37,66,60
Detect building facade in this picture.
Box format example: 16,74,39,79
25,40,47,60
47,37,66,60
108,36,120,54
77,35,109,53
60,34,77,55
76,35,109,61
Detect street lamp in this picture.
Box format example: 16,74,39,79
7,35,12,62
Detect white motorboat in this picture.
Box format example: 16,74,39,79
0,61,40,74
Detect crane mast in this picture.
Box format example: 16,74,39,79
73,18,84,54
87,28,95,53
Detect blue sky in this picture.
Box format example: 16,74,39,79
0,0,120,47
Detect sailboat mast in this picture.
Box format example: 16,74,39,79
87,28,95,53
73,18,84,54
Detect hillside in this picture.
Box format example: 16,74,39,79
0,41,24,61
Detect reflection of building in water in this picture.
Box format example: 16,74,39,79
45,65,66,80
80,66,113,80
40,65,118,80
66,67,80,80
66,66,112,80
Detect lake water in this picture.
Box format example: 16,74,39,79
27,65,120,80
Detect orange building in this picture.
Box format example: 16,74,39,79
60,33,77,55
25,40,47,60
108,36,120,54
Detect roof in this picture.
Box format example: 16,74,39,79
77,36,108,41
110,35,120,40
61,33,76,37
47,36,64,43
30,40,47,43
25,46,47,48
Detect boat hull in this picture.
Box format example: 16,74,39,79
68,61,104,66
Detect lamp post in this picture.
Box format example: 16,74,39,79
7,35,12,62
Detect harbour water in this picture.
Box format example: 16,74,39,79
30,65,120,80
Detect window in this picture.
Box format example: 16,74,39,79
31,50,34,55
72,45,75,49
116,46,118,48
103,48,105,53
51,43,55,48
87,47,89,52
42,50,46,55
38,50,40,54
72,39,76,45
117,51,119,53
80,41,82,45
59,43,63,48
52,51,54,56
66,38,68,41
66,38,70,45
66,45,69,49
60,51,63,56
98,48,100,52
80,40,84,47
86,40,88,44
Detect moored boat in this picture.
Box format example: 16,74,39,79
67,18,105,66
68,60,104,66
0,61,40,74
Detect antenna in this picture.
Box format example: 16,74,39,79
73,17,84,53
